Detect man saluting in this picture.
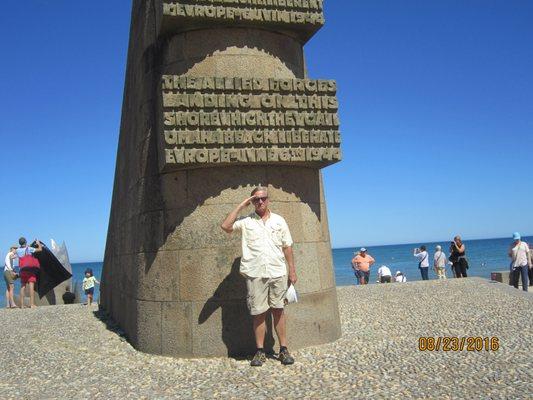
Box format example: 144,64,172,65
221,186,297,367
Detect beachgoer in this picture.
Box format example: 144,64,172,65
351,252,361,284
433,245,447,280
4,246,19,308
16,237,43,308
82,268,99,305
62,286,76,304
395,271,407,283
414,245,429,280
508,233,531,292
221,186,296,367
529,242,533,287
351,248,375,285
448,242,457,277
451,236,468,278
377,265,392,283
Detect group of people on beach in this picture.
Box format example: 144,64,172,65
351,233,532,290
3,236,100,308
412,235,469,280
3,237,43,308
351,248,407,284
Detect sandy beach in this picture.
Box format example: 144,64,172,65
1,277,531,399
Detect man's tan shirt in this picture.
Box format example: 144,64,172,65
232,212,293,278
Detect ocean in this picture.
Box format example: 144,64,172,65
1,236,530,306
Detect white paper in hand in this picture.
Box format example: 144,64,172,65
285,284,298,304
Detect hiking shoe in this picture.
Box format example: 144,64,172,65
279,348,295,365
250,350,266,367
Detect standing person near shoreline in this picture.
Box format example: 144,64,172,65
414,245,430,280
433,245,447,280
351,248,375,285
452,236,468,278
16,237,43,308
508,233,531,292
529,241,533,287
221,186,296,367
4,246,19,308
448,242,458,277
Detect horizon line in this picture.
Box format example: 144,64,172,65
70,234,532,264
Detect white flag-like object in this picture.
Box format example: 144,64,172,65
50,239,72,273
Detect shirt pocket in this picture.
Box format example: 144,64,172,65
269,224,283,246
246,225,263,244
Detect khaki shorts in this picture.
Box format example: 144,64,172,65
4,270,17,286
246,275,287,315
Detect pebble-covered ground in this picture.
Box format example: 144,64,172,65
1,278,531,399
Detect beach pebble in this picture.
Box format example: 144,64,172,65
0,278,531,399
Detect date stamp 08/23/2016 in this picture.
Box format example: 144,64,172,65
418,337,500,352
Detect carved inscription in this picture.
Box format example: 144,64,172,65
161,76,341,167
163,0,325,26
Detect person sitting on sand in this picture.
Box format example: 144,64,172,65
4,246,19,308
395,271,407,283
62,286,76,304
16,237,43,308
82,269,99,305
351,248,375,285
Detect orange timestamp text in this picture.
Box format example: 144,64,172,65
418,337,500,352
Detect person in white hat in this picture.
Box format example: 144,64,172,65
433,245,447,279
351,247,375,285
395,271,407,283
508,232,532,292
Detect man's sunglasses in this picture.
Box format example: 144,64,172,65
252,196,268,203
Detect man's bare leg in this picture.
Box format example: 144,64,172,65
271,308,287,347
253,312,267,349
8,284,17,307
272,307,294,364
20,285,25,309
29,282,36,308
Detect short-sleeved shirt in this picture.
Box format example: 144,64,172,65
16,247,35,258
82,276,97,290
415,251,429,268
511,242,530,268
352,254,375,272
232,211,293,278
377,266,391,277
16,247,38,268
434,251,447,268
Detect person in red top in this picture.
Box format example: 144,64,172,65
351,248,375,285
15,237,43,308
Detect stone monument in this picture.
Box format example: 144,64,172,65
101,0,342,357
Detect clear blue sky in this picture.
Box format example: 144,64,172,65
1,1,532,262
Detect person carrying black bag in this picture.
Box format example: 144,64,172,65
451,236,468,278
